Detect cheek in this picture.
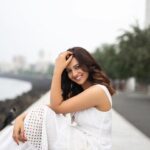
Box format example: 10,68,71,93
67,73,72,79
85,72,89,79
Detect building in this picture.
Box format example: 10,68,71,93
145,0,150,27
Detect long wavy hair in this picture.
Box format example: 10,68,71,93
61,47,115,100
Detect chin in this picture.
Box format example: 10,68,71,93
75,80,86,85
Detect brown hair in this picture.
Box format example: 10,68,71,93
61,47,115,100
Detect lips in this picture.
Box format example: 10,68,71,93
75,76,82,80
73,75,83,83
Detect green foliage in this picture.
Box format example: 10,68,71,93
93,24,150,83
92,44,119,79
117,25,150,82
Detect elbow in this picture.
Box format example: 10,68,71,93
50,105,62,114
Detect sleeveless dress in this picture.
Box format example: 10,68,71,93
0,84,112,150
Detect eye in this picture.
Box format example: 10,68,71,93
66,69,71,73
74,64,80,70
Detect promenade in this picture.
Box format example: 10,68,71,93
1,91,150,150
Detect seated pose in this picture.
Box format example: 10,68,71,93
0,47,115,150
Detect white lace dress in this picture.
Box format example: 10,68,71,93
0,84,112,150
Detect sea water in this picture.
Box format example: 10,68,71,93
0,77,32,101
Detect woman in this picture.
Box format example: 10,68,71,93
1,47,115,150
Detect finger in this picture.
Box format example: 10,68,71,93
18,134,27,143
21,130,27,142
19,125,27,142
14,130,27,143
66,51,73,57
12,126,23,144
66,55,73,65
59,51,72,57
66,51,73,54
12,131,19,145
66,53,73,60
19,130,25,142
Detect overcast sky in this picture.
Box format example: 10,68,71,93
0,0,146,64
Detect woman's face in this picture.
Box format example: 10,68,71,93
66,57,90,89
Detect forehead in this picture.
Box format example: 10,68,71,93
67,57,79,69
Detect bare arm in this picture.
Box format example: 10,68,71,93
50,51,73,107
51,85,111,114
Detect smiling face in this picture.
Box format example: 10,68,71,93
66,57,92,89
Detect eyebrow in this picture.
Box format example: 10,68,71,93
66,63,80,70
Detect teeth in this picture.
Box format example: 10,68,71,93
76,76,81,80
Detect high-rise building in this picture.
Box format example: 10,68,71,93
145,0,150,27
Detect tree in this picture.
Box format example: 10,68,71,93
117,24,150,83
92,44,119,79
92,24,150,84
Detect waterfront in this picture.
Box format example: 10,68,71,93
0,74,50,130
0,77,32,101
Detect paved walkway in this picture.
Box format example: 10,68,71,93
1,92,150,150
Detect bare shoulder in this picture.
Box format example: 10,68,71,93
85,84,107,96
76,84,105,100
87,84,112,111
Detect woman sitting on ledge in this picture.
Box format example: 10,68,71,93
0,47,115,150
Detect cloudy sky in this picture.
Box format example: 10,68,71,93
0,0,146,64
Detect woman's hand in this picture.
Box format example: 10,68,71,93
12,114,27,145
54,51,73,73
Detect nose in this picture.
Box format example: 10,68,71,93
72,69,78,77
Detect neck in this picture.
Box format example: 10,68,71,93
82,81,93,90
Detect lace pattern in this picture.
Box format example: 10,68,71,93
24,106,45,150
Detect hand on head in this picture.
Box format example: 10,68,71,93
54,51,73,73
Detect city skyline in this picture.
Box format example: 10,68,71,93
0,0,145,64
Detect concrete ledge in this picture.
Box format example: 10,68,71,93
1,91,150,150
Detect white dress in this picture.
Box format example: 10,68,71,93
0,84,112,150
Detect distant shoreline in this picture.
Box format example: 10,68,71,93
0,73,51,130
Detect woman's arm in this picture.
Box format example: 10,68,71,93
51,85,111,114
50,51,73,108
50,69,63,107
